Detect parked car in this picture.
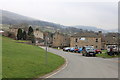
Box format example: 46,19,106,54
63,47,71,51
74,47,79,53
95,49,102,54
70,47,75,52
74,47,83,53
78,48,83,53
82,46,96,57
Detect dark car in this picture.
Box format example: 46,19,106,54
82,46,96,57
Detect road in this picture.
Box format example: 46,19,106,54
41,47,118,78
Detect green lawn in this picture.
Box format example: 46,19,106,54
96,50,120,58
15,40,29,43
2,37,65,78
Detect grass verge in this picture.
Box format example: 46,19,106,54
2,36,65,78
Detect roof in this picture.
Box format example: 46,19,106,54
71,32,100,38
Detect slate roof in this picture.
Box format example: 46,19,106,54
71,32,100,38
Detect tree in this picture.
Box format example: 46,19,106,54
17,28,22,40
30,33,35,43
28,26,33,35
22,31,27,40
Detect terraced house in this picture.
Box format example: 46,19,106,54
70,31,105,49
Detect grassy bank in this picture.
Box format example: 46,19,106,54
2,37,65,78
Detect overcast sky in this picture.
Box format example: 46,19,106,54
0,0,118,30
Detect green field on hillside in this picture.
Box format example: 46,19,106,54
2,37,65,78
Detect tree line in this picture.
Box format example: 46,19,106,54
17,26,35,43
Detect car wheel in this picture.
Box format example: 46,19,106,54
93,54,96,57
86,53,89,57
82,54,84,56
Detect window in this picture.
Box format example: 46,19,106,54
113,36,115,39
96,46,98,48
96,38,98,42
75,45,78,47
75,38,78,42
80,37,85,40
91,45,93,47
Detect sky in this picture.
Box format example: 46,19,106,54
0,0,119,30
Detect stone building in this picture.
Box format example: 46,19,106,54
9,27,19,37
9,24,28,37
9,26,44,43
9,27,24,39
34,29,44,43
52,32,70,48
70,31,104,49
105,33,120,49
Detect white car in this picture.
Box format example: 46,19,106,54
63,47,71,51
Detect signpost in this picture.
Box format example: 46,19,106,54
45,36,48,65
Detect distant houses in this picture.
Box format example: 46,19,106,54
9,27,26,38
2,25,120,50
8,26,45,45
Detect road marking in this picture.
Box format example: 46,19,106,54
45,58,68,78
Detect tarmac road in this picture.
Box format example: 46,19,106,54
41,47,118,78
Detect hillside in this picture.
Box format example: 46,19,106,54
73,25,106,32
1,10,65,28
2,36,64,78
1,10,109,33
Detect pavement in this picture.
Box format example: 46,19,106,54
40,46,118,78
